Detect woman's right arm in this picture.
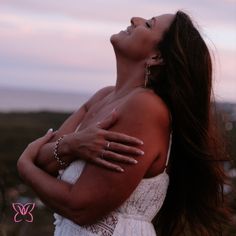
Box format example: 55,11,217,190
35,86,144,176
35,86,115,175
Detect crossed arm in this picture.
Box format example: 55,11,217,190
35,86,144,175
17,91,171,225
35,86,115,175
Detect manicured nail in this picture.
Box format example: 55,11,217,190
139,150,144,155
47,128,53,133
118,167,124,172
138,140,144,145
132,159,138,164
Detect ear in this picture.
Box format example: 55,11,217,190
146,52,165,66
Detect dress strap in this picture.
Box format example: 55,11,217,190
164,131,173,172
165,109,173,168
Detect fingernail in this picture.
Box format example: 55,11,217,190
118,167,124,172
132,159,138,164
111,108,116,113
47,128,53,133
139,150,144,155
139,140,144,145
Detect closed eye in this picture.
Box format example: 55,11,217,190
145,22,151,28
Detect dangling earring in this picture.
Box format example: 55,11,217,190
144,64,151,88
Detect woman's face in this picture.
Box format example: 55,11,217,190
110,14,174,61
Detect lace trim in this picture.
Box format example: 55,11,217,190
84,213,118,236
118,173,169,221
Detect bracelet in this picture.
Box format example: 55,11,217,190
54,136,67,167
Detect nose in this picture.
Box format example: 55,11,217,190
130,17,144,27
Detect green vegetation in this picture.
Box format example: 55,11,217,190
0,110,235,235
0,112,70,236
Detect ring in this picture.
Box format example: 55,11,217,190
100,150,106,159
106,141,111,150
96,122,101,128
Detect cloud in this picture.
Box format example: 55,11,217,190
1,0,235,25
0,0,235,102
0,9,117,69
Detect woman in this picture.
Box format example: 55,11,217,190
17,11,231,236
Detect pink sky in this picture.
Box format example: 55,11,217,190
0,0,235,102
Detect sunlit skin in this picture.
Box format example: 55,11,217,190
109,14,174,97
18,14,175,226
111,14,174,60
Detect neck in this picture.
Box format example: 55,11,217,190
113,53,146,96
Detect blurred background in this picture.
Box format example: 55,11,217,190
0,0,235,235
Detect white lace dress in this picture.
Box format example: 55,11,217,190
54,132,172,236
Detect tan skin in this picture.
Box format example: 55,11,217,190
17,14,174,225
35,86,146,174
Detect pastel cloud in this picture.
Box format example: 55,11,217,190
0,0,235,101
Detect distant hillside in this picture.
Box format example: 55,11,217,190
0,110,235,235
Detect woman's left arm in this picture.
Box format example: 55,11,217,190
17,130,78,220
18,160,75,218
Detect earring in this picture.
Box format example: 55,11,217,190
144,64,151,87
157,55,164,65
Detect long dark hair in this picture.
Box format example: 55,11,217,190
147,11,232,236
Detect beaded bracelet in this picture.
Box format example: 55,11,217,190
54,136,67,168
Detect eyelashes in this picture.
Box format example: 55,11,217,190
145,22,151,28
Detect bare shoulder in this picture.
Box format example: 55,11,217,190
85,86,115,110
72,86,114,115
120,88,171,130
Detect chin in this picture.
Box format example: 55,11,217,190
110,33,119,43
110,31,130,57
110,31,125,46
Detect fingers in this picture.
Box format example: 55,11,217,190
96,108,118,129
106,142,144,156
93,157,124,172
22,129,56,158
96,109,144,145
92,147,142,172
35,129,56,145
104,131,143,145
28,129,56,150
102,150,138,164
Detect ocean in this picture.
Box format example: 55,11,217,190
0,87,91,112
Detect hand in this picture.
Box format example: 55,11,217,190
64,109,144,172
18,129,56,166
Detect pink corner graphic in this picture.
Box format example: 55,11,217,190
12,202,35,223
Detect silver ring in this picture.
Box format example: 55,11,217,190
106,141,111,150
100,150,106,159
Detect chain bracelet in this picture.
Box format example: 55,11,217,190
54,136,67,167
